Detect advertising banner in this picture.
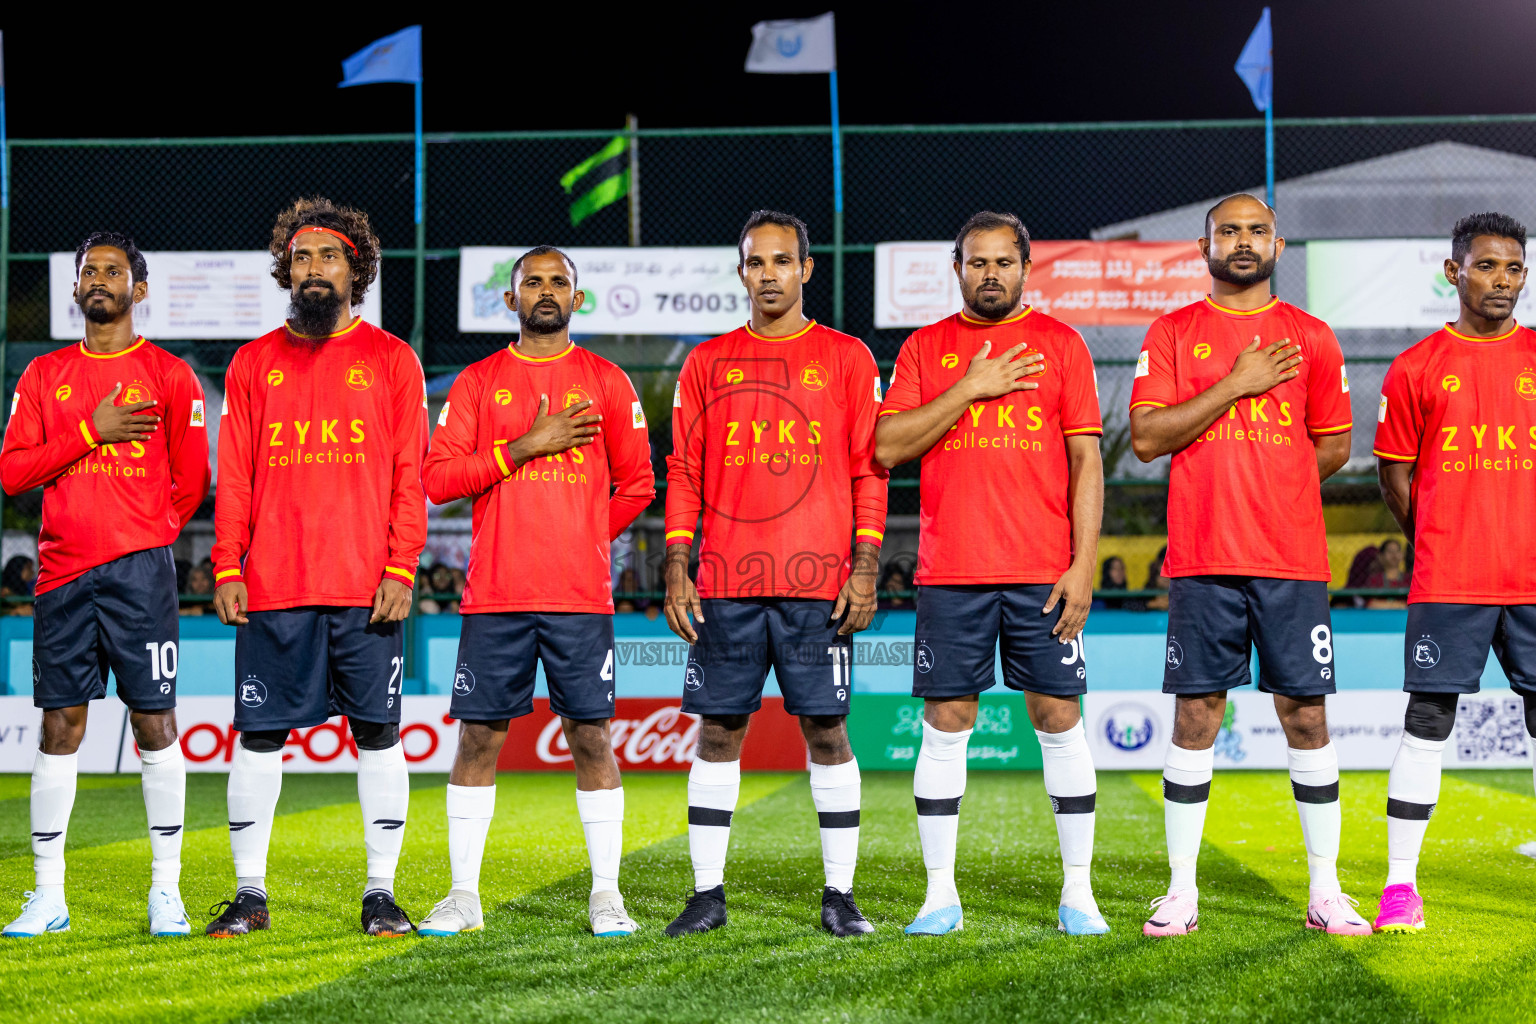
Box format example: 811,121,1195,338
49,251,382,341
846,693,1043,771
1305,239,1457,329
458,246,744,335
874,240,1209,329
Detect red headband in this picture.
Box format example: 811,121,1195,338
288,225,359,256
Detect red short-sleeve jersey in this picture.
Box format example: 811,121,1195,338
1374,322,1536,603
1130,297,1352,581
664,321,888,600
0,338,210,594
423,343,655,614
881,308,1102,584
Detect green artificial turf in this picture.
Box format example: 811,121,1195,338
2,769,1535,1023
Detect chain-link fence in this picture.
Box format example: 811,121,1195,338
5,114,1530,577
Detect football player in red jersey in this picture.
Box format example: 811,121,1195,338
207,198,427,938
418,247,654,938
1372,212,1536,933
876,212,1108,936
0,233,209,940
663,210,888,937
1130,194,1368,937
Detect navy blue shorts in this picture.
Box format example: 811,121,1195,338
683,599,851,718
32,546,179,711
451,612,616,721
233,607,403,732
1404,603,1536,695
912,584,1087,698
1163,576,1336,697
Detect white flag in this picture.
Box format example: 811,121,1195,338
745,13,836,74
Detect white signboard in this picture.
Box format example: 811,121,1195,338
50,251,382,341
875,241,960,328
1306,239,1458,329
458,246,745,335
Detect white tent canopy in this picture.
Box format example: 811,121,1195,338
1092,141,1536,241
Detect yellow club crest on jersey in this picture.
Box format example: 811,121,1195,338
268,369,284,387
1518,368,1536,401
122,381,152,405
346,362,375,391
1441,374,1460,392
54,384,72,401
801,362,829,391
564,386,591,410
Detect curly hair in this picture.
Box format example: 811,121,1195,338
268,196,381,305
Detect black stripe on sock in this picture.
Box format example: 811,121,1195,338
1049,793,1097,814
1162,778,1211,804
688,806,734,827
1386,797,1435,821
817,810,861,829
1291,780,1340,804
914,795,962,816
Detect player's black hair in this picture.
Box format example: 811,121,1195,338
1451,212,1527,264
269,196,382,305
511,245,578,287
738,209,810,265
74,231,148,283
1204,193,1277,237
953,211,1030,263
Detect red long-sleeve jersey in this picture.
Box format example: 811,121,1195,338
212,318,427,610
665,321,888,600
424,342,655,613
0,337,210,594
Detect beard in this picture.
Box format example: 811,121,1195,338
964,277,1025,319
288,279,348,343
78,288,131,325
518,300,571,335
1208,250,1277,286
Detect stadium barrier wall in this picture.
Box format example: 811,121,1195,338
0,610,1526,773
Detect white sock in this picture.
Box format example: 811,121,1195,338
228,741,283,894
140,743,186,890
31,750,78,890
576,787,625,894
358,743,409,895
1163,743,1213,892
1037,721,1097,892
1288,743,1342,892
687,758,740,891
809,759,861,893
446,783,496,894
914,723,971,899
1386,733,1445,888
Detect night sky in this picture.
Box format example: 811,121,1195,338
6,1,1536,138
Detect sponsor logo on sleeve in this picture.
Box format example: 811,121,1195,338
1135,350,1150,378
190,399,205,427
1378,395,1388,422
437,401,451,427
873,375,883,403
9,392,20,417
673,381,683,408
1341,365,1350,393
221,395,229,416
631,400,646,428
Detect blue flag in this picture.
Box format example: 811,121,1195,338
340,26,421,87
1234,8,1272,111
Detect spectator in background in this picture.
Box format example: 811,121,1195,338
617,568,647,612
448,567,466,602
1365,538,1409,609
181,563,215,616
175,558,192,597
615,598,638,614
1334,544,1380,609
879,564,912,610
1098,556,1147,612
1,555,36,616
1144,546,1171,611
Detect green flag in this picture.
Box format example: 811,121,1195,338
562,135,629,227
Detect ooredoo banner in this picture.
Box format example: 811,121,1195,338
874,240,1210,329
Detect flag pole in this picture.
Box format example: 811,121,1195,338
0,32,10,535
410,77,425,356
829,68,844,332
1264,10,1274,207
626,113,641,247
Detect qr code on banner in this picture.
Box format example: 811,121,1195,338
1454,695,1530,763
